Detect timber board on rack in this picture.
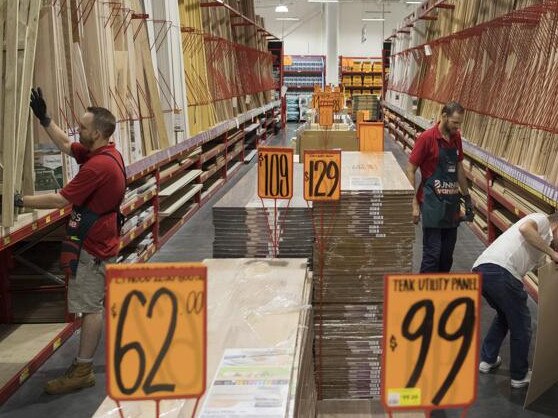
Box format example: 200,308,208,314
383,101,558,208
0,101,278,253
0,322,77,405
119,214,156,250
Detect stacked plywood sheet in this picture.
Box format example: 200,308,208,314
93,258,316,418
212,164,314,260
312,152,414,400
1,0,41,225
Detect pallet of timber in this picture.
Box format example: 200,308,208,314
93,258,316,418
313,152,414,400
212,164,313,260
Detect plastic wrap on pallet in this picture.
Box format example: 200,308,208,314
92,258,316,418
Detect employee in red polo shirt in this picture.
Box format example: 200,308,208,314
406,101,473,273
14,88,126,394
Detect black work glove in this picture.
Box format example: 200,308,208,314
14,193,24,208
462,194,474,222
30,87,51,128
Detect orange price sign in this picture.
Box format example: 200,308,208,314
303,150,341,201
283,55,293,66
382,273,481,412
106,263,207,402
258,147,293,200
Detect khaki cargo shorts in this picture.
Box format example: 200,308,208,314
67,249,115,314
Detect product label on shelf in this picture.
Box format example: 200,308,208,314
257,147,293,200
382,273,481,412
199,348,292,418
303,150,341,201
105,263,207,401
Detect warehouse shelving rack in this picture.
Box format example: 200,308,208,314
383,101,557,303
284,55,326,122
339,55,383,99
0,99,281,405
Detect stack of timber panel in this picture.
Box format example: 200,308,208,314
388,0,558,186
92,258,317,418
212,164,313,260
313,152,414,400
0,0,41,226
179,0,217,136
201,2,237,123
231,0,273,112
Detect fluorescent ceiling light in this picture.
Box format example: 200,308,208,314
276,17,300,21
308,0,339,3
275,4,288,12
362,18,385,21
406,1,423,4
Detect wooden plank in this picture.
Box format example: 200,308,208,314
15,0,41,192
2,0,20,226
131,0,169,151
0,0,7,167
0,323,68,389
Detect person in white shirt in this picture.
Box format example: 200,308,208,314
473,213,558,388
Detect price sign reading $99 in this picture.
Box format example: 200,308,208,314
258,147,293,200
303,150,341,201
106,263,207,401
382,274,481,411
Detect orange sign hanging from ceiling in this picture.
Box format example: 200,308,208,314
105,263,207,402
382,273,481,412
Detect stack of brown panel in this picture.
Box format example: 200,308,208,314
212,164,314,260
312,152,414,400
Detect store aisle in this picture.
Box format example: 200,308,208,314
1,125,556,418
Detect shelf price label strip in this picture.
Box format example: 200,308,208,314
382,273,481,416
106,263,207,418
257,146,294,257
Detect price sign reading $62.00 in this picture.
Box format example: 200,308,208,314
258,147,293,200
106,263,207,402
382,274,481,411
303,150,341,201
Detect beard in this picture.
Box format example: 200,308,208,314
79,134,95,149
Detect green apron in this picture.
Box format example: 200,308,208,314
421,140,460,228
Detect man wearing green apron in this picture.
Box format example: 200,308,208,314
406,102,473,272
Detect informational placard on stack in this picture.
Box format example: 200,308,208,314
212,165,314,260
312,152,414,400
93,258,316,418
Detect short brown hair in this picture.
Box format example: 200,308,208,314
87,106,116,138
442,101,465,117
548,212,558,224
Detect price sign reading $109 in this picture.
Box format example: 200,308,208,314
303,150,341,201
258,147,293,200
382,274,481,411
106,263,207,401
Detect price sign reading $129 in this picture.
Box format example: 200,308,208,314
258,147,293,200
303,150,341,201
106,263,207,401
382,274,481,411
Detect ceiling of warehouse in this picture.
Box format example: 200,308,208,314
254,0,419,39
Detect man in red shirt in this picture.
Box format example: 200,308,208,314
406,102,473,272
14,88,126,394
